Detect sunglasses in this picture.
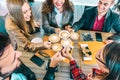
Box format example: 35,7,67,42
96,49,105,65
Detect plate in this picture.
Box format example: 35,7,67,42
59,30,70,39
70,32,79,40
49,34,60,43
61,39,72,47
52,43,62,52
31,37,43,43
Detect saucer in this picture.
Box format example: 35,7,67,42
61,39,72,47
49,34,60,43
31,37,43,43
59,30,70,39
52,43,62,52
70,32,79,40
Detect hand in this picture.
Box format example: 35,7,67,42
61,48,74,61
43,41,51,49
87,72,93,80
55,28,61,34
103,40,113,44
65,25,74,33
34,21,40,27
50,52,63,67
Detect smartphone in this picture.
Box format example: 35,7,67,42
95,33,102,42
30,55,44,67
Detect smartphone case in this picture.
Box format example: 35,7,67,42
30,55,44,67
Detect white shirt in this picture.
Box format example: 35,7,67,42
54,7,63,28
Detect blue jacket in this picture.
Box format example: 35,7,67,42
73,7,120,32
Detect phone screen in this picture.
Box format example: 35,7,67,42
30,55,44,67
95,33,102,42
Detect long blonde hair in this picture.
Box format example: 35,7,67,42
6,0,35,36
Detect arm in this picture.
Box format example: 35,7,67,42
61,48,86,80
70,60,86,80
72,12,86,32
0,16,8,35
43,52,63,80
42,13,56,33
112,14,120,32
41,2,56,33
5,16,50,51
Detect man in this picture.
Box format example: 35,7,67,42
67,0,120,32
0,32,61,80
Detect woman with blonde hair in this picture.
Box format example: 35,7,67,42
5,0,51,51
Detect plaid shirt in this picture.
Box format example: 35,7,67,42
70,60,103,80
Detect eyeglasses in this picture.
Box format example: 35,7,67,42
96,49,105,65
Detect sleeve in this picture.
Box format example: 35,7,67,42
70,60,87,80
41,2,56,34
113,14,120,32
43,67,56,80
0,16,8,35
5,16,45,52
72,11,87,32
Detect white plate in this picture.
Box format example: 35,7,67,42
59,30,70,39
49,34,60,43
31,37,43,43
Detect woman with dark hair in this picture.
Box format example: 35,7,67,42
5,0,51,51
47,42,120,80
42,0,74,34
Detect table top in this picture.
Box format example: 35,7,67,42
19,30,113,80
78,30,113,65
19,33,79,80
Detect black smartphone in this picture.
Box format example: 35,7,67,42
30,55,44,67
95,33,102,42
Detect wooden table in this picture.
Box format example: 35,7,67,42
19,30,113,79
19,34,80,80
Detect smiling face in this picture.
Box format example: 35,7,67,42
22,2,31,21
0,44,22,74
53,0,65,11
97,0,114,15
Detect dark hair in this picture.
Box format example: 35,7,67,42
0,33,11,56
107,33,120,42
42,0,73,13
102,42,120,80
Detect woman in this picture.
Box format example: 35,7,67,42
46,42,120,80
5,0,51,51
42,0,74,34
